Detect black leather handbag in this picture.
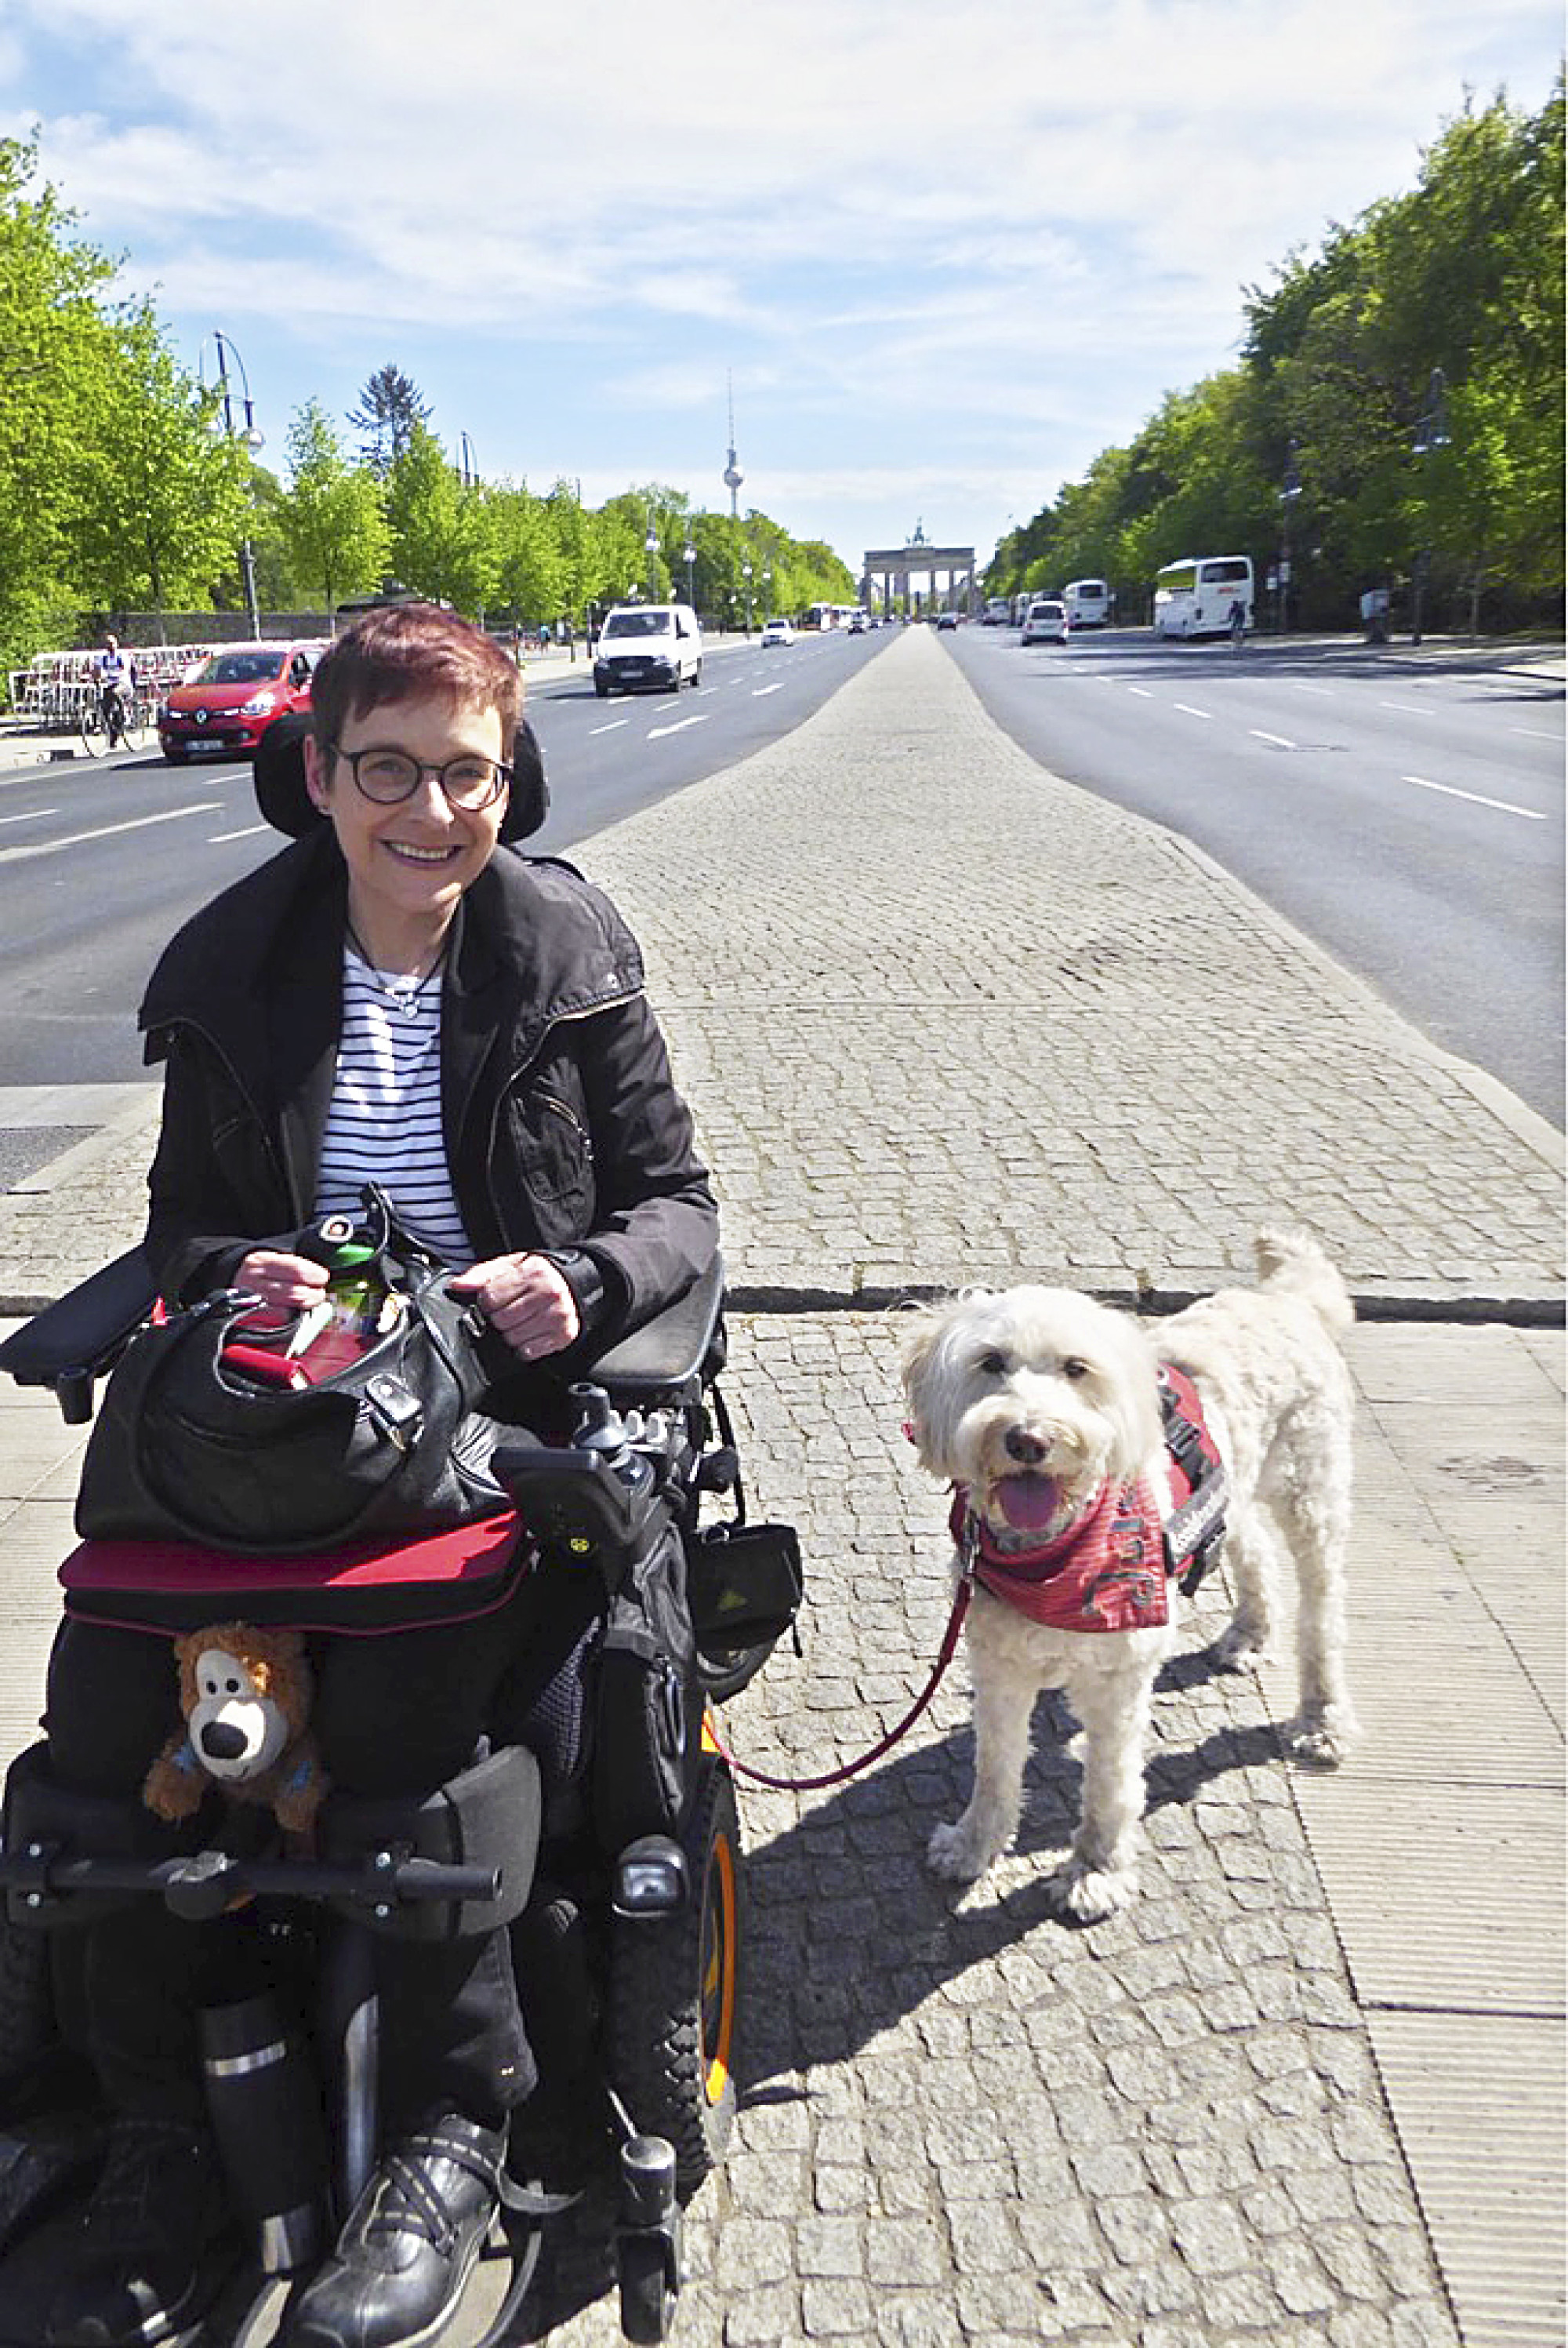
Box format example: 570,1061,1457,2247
74,1192,508,1556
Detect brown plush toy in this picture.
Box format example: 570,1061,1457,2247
142,1622,329,1837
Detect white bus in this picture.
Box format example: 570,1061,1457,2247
1062,578,1112,630
1152,555,1254,639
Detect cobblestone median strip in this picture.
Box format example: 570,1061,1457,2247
580,627,1561,1310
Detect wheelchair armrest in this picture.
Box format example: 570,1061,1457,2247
583,1253,726,1401
0,1246,156,1419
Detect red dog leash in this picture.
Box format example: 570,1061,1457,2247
704,1572,974,1794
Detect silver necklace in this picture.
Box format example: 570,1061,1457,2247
346,928,445,1017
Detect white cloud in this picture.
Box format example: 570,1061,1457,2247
2,0,1559,558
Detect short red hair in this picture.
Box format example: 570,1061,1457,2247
310,604,521,751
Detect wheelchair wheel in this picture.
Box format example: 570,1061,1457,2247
608,1762,740,2194
695,1640,777,1706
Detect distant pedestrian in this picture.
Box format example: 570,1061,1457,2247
1228,598,1247,649
537,623,551,654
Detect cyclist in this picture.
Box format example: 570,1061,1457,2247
95,634,136,746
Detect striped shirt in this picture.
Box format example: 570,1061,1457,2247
315,944,474,1263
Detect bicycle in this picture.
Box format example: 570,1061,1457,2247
78,679,153,757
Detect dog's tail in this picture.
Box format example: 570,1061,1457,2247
1254,1228,1355,1336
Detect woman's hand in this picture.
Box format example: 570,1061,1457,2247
449,1253,581,1359
234,1250,332,1314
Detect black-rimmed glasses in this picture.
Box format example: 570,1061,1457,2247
330,743,512,810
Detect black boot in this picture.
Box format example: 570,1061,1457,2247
284,2114,504,2348
44,2116,237,2347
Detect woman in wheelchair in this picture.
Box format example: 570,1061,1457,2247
37,604,718,2348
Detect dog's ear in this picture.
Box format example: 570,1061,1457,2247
899,1310,953,1477
1100,1312,1164,1478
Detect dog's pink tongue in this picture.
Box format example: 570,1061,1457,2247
998,1473,1061,1530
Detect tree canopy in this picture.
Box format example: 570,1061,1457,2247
988,82,1563,634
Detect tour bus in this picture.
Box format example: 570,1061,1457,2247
1152,555,1254,638
1062,579,1112,630
984,597,1012,626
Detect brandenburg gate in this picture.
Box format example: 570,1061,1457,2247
861,525,977,619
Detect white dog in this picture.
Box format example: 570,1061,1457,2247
901,1231,1358,1921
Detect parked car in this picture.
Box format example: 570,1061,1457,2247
935,612,960,632
592,604,703,696
158,641,326,762
1021,599,1069,646
760,618,797,648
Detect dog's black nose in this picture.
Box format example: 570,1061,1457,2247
1004,1427,1047,1466
199,1721,248,1761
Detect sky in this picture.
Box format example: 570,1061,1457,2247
3,0,1561,580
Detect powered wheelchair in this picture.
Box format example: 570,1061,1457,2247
0,1243,802,2347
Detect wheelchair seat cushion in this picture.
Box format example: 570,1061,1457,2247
56,1513,531,1634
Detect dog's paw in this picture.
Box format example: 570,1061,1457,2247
1045,1856,1138,1923
1212,1620,1273,1674
927,1819,997,1882
1288,1706,1359,1768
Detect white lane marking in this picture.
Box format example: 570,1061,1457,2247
1172,703,1211,719
1379,700,1433,715
1399,773,1546,820
589,720,630,736
209,824,270,842
647,714,710,740
752,683,784,698
1510,727,1562,742
1250,730,1298,748
0,806,59,825
1127,686,1153,698
0,804,212,865
1291,682,1334,695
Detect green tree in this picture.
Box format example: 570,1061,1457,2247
69,303,252,620
278,398,390,612
349,362,433,477
0,136,122,666
488,482,566,627
385,423,495,613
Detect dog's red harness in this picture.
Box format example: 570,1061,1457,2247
952,1365,1228,1636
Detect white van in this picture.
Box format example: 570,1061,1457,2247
592,604,703,696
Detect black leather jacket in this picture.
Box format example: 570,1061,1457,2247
138,827,717,1345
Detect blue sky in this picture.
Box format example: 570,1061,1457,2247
4,0,1560,576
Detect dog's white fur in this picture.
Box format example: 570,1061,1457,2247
902,1231,1358,1921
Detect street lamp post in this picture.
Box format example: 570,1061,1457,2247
1410,368,1450,648
1278,439,1301,634
457,432,478,490
205,331,265,638
682,542,695,611
645,512,661,604
741,558,753,636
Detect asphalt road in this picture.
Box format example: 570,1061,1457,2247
0,627,889,1089
945,623,1565,1126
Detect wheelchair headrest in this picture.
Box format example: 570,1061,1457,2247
254,713,549,845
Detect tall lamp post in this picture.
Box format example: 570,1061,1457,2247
205,331,264,638
1277,439,1301,634
1410,368,1450,647
644,511,661,604
682,541,695,612
457,432,479,489
741,558,753,636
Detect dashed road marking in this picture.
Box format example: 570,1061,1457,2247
0,807,58,826
1172,703,1211,719
647,714,710,740
1399,774,1546,820
589,720,630,736
1250,730,1298,749
0,805,212,864
209,824,270,843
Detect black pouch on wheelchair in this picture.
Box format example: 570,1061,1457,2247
591,1523,697,1855
688,1521,804,1652
74,1187,505,1556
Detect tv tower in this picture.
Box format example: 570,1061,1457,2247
722,374,744,520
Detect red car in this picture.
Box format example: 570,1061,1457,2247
158,640,326,762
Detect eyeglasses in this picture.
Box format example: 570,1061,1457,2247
330,743,512,810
